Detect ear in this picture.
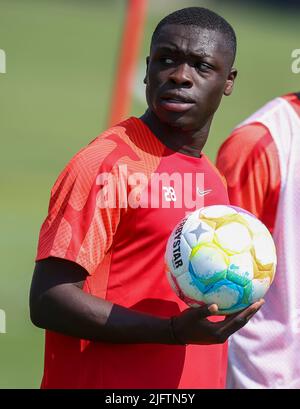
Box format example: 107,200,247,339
143,56,150,85
224,68,237,96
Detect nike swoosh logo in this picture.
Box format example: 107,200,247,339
197,188,212,197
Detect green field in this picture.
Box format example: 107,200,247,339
0,0,299,388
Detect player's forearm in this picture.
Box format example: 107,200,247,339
30,284,173,344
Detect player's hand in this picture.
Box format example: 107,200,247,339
170,299,264,345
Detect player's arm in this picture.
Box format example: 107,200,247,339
30,257,172,344
30,256,263,345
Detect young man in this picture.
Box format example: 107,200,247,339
217,92,300,388
30,7,263,389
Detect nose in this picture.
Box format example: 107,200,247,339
169,63,193,87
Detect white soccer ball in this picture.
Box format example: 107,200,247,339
165,205,277,314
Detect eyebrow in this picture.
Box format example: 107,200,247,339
153,44,214,60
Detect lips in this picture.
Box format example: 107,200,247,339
159,93,195,112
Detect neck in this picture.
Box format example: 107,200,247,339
140,110,212,158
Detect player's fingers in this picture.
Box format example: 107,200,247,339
226,299,264,321
195,303,219,319
238,299,265,320
218,299,264,335
218,300,264,327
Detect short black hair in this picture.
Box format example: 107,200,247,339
151,7,237,64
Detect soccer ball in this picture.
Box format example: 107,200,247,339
165,205,277,314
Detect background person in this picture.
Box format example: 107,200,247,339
217,91,300,389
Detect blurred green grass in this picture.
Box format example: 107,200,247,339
0,0,299,388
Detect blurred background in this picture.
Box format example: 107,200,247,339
0,0,299,388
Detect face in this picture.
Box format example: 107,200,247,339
145,24,237,131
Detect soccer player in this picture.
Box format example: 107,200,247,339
30,7,263,389
217,92,300,389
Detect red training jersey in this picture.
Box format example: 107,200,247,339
36,117,229,389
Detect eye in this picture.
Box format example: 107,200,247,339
195,62,212,72
160,57,175,65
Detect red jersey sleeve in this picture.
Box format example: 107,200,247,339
216,123,281,233
36,140,124,275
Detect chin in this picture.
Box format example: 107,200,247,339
155,110,187,127
161,115,200,131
